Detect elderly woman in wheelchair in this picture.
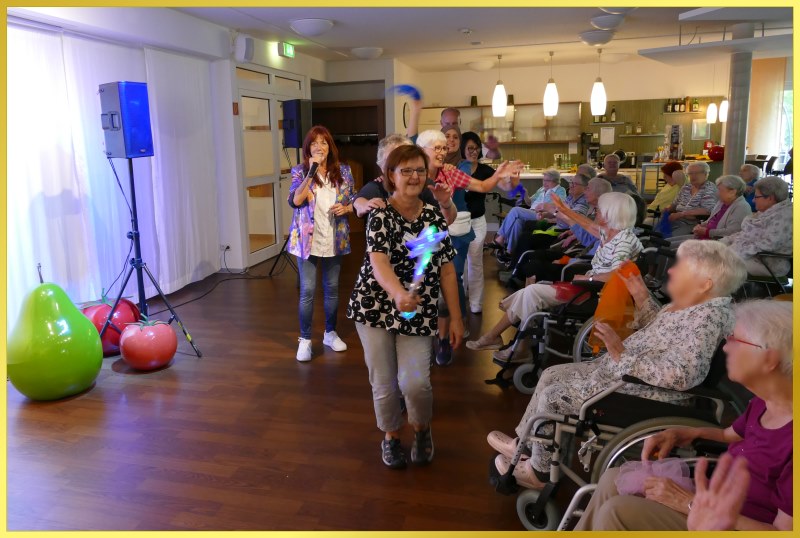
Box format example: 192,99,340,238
575,299,792,531
467,191,642,354
487,240,747,493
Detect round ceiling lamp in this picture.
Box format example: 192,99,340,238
579,29,615,46
289,18,334,37
599,8,636,15
467,60,494,71
350,47,383,59
591,13,625,30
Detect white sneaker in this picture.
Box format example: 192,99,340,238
323,331,347,352
296,337,312,362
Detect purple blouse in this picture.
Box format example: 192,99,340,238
287,163,355,259
703,203,729,238
727,397,793,523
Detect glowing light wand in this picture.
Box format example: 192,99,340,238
399,225,448,320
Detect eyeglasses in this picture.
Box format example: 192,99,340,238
465,146,481,153
726,334,765,349
396,167,428,178
427,145,447,153
753,195,769,200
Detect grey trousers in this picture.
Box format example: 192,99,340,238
355,323,433,433
574,467,688,531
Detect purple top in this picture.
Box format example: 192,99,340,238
703,203,730,238
727,397,793,523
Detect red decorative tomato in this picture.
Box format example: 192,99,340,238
81,292,141,356
119,320,178,371
708,145,725,162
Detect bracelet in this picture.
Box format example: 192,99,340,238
440,199,454,210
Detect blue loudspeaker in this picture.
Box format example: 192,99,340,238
99,81,154,158
283,99,312,149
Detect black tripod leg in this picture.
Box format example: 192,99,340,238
100,264,136,338
269,236,298,276
141,264,202,358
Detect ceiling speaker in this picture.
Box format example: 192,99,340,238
234,34,254,63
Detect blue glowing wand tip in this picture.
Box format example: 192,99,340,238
399,225,448,320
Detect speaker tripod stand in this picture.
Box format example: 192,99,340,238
100,158,202,357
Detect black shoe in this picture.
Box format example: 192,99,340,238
411,428,434,465
436,338,453,366
381,438,407,469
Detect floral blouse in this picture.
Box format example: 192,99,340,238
347,203,455,336
287,163,355,259
597,295,735,402
721,199,793,275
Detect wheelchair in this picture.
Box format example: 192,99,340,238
737,251,793,299
488,341,749,530
485,237,676,394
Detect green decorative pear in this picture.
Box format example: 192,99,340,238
7,283,103,400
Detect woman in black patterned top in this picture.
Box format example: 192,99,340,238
347,145,462,469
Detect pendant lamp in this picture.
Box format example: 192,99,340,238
590,48,607,116
707,64,718,124
719,99,729,123
492,55,507,118
543,51,559,117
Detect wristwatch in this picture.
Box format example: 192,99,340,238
589,276,594,282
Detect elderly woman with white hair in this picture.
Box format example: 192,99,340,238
669,175,752,244
416,128,521,365
721,176,793,277
576,299,792,531
740,163,763,211
487,240,747,489
467,192,642,351
666,161,719,236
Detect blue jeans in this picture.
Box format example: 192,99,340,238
498,207,540,254
297,255,342,339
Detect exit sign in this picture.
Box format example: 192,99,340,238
279,42,295,58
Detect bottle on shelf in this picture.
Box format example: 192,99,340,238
601,113,608,123
665,99,672,113
635,122,642,134
625,122,632,134
691,97,699,112
610,105,617,122
684,96,691,111
679,98,686,112
593,115,599,123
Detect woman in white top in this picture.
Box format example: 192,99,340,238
287,126,355,362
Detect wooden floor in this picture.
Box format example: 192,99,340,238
7,236,534,531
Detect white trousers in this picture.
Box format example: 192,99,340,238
500,283,563,325
464,215,487,312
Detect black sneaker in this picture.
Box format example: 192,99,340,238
381,438,407,469
436,338,453,366
411,428,434,465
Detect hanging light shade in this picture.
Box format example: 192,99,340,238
591,78,607,116
590,49,607,116
719,99,729,122
543,51,559,117
492,55,507,117
706,102,718,124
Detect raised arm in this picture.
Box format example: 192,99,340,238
406,98,422,139
551,193,601,237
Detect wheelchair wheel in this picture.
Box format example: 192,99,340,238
572,317,603,363
513,363,541,394
516,489,560,531
590,417,716,483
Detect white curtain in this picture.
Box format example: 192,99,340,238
7,22,221,326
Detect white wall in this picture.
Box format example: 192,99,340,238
411,58,732,108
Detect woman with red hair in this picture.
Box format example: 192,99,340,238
288,126,355,362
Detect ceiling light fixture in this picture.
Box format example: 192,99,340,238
579,29,615,46
599,8,636,15
719,99,729,123
591,13,625,30
350,47,383,60
467,60,494,71
492,54,507,118
590,48,607,116
543,51,559,117
289,18,334,37
707,64,718,124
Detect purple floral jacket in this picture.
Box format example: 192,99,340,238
287,163,355,259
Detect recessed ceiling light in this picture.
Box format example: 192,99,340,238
289,18,334,37
467,60,494,71
579,29,615,46
459,27,473,35
350,46,383,60
599,8,636,15
470,40,482,46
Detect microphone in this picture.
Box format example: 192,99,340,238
306,161,319,179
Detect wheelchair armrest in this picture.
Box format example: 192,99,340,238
645,236,671,248
621,375,729,401
756,251,792,260
691,439,729,457
571,280,605,293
